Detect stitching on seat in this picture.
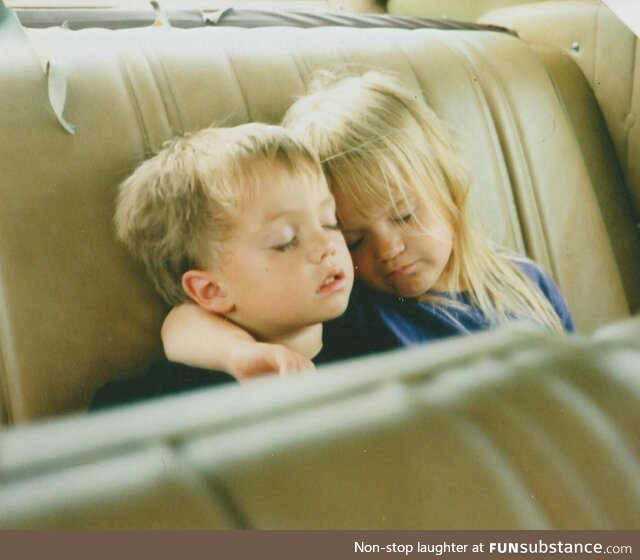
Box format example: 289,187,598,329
452,35,554,276
142,39,186,138
443,411,552,528
445,34,526,254
129,33,181,147
594,1,635,186
461,39,547,259
533,47,638,311
401,31,526,253
204,476,254,529
544,375,640,513
594,2,601,98
472,392,608,528
221,34,253,123
0,281,19,425
323,29,364,77
625,35,638,182
168,444,247,529
113,37,152,157
282,29,311,89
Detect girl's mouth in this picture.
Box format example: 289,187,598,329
387,262,414,278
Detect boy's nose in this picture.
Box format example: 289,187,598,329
308,232,337,263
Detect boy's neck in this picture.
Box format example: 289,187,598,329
265,323,323,360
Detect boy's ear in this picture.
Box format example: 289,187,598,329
181,270,234,314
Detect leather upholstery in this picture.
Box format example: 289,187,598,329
0,18,638,423
0,2,638,530
387,0,567,21
1,320,639,528
480,0,640,220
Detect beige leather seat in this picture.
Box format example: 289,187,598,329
481,0,640,221
0,6,637,423
387,0,569,21
0,1,638,529
1,319,639,528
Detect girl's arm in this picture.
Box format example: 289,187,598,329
161,303,314,381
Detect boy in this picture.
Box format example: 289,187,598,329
90,124,353,410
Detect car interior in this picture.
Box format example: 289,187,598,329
0,0,639,528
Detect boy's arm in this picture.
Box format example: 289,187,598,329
161,303,314,381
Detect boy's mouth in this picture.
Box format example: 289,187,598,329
317,269,346,293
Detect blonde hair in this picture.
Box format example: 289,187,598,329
283,70,564,332
116,123,323,306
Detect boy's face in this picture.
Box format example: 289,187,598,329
212,164,354,339
334,187,453,298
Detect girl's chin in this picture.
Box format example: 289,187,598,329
393,279,430,298
362,276,427,298
387,286,426,299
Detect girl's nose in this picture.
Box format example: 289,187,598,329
373,231,404,262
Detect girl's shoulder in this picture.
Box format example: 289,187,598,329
507,253,548,284
505,252,556,293
504,252,575,332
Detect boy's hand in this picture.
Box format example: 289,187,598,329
162,303,315,382
229,343,315,381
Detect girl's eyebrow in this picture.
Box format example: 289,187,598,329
338,197,415,233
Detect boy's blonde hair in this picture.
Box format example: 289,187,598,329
283,70,564,332
116,123,323,306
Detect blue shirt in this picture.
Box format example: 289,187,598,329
316,257,574,364
90,257,573,410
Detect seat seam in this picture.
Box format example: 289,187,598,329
221,33,253,123
426,32,526,252
626,34,638,182
451,34,553,273
466,388,609,528
0,280,18,425
143,38,186,137
450,411,553,528
114,37,152,156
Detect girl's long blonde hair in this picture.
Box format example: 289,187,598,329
283,70,564,332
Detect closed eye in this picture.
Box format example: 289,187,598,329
273,237,299,252
346,237,364,252
392,211,415,225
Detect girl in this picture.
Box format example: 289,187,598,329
162,70,573,379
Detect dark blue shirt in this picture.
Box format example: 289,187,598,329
316,258,574,364
90,257,573,410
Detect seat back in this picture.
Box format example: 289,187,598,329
481,0,640,219
1,321,639,528
0,10,638,422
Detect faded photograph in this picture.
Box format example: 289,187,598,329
0,0,639,531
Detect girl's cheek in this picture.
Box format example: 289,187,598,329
351,255,368,278
349,253,362,272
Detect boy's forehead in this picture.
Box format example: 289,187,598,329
250,158,324,187
238,162,331,213
256,163,332,196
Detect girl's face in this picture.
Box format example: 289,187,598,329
334,187,453,298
